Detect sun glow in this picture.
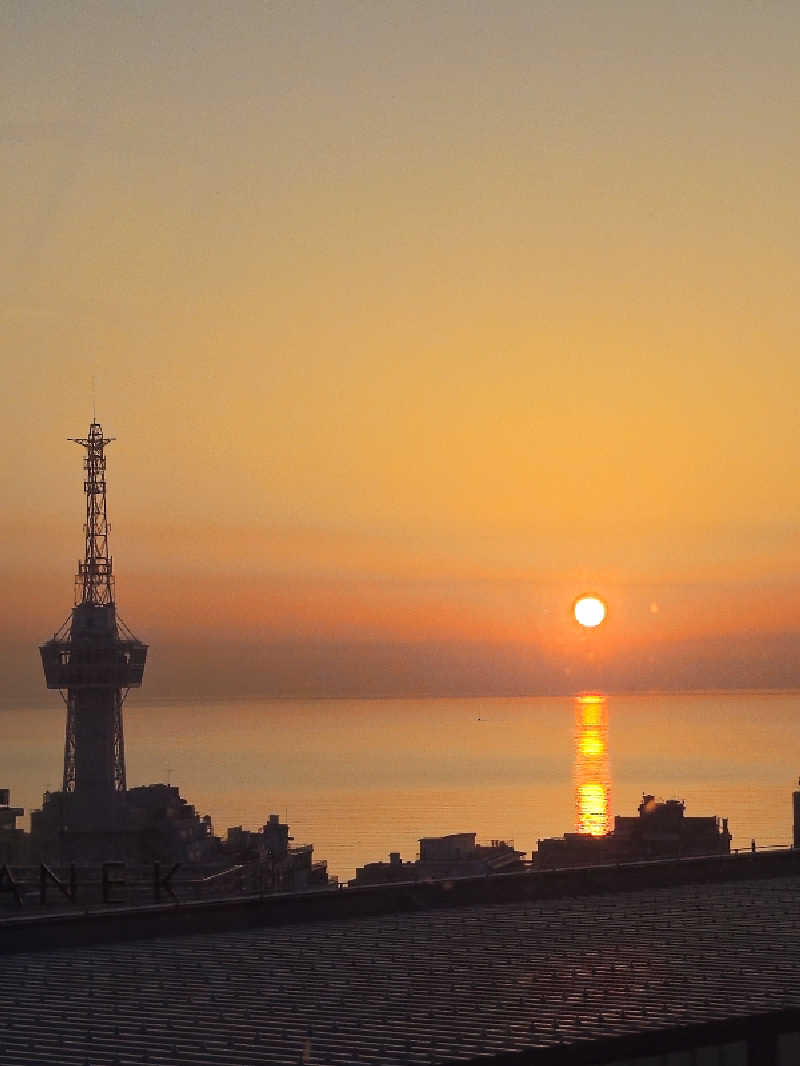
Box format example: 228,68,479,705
573,595,607,628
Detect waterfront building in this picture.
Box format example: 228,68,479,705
351,831,525,885
223,813,330,891
536,793,732,869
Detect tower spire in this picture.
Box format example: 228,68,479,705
69,421,115,606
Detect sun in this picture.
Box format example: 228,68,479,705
573,595,607,628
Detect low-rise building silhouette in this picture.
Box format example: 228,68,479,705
536,793,731,869
351,831,525,885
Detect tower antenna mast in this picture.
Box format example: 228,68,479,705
69,422,115,607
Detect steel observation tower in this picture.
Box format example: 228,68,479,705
40,422,147,814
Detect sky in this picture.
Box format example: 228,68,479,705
3,1,800,699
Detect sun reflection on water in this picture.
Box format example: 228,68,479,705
575,693,610,836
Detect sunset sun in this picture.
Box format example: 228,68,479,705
573,595,607,628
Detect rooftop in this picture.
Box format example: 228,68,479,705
1,868,800,1063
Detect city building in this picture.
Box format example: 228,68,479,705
0,790,25,865
536,793,732,869
351,831,525,885
222,814,330,891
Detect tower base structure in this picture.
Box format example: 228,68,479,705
28,784,218,865
16,789,330,896
40,602,146,807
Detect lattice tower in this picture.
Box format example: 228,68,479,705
40,422,147,801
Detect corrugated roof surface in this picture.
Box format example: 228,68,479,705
1,874,799,1064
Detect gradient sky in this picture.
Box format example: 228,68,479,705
3,2,800,698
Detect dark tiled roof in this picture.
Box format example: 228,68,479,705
1,874,800,1064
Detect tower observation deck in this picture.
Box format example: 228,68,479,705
40,422,147,813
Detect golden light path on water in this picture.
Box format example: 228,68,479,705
575,693,611,836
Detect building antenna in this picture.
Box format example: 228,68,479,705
91,374,96,422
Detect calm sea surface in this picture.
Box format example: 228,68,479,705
1,692,798,882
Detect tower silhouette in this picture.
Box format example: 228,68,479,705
39,422,147,819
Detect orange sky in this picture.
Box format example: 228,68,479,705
3,3,800,698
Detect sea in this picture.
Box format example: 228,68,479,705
1,691,798,883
